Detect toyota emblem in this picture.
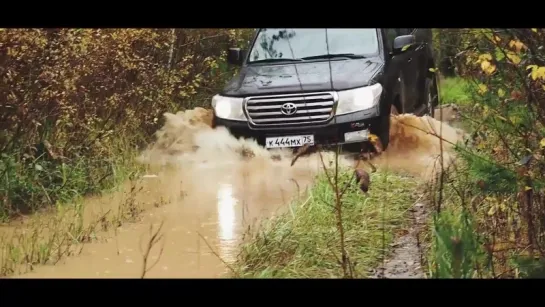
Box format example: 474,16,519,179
280,102,297,116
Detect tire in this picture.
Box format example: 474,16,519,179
342,103,397,153
377,104,397,151
424,77,438,117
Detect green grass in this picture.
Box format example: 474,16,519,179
0,133,145,222
428,208,484,278
439,77,472,106
234,168,419,278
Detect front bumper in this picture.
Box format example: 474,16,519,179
213,108,382,148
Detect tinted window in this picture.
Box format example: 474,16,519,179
248,28,379,62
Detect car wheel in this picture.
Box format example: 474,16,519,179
368,104,396,152
424,77,437,117
343,104,396,154
378,104,397,151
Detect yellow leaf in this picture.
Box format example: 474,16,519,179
507,52,521,65
534,67,545,80
527,65,545,80
402,44,411,52
532,28,538,33
514,41,525,52
542,85,545,91
479,53,493,62
540,138,545,149
498,88,505,97
487,206,496,216
509,115,522,125
429,68,437,73
484,62,496,75
477,53,493,65
478,84,488,95
494,35,501,42
524,186,533,191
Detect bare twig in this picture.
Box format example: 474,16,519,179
139,221,165,279
196,232,239,277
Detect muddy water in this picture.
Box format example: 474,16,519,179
10,107,464,278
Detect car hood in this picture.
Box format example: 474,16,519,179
221,57,384,97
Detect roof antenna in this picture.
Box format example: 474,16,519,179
325,28,337,128
325,28,334,91
285,29,307,121
285,28,304,93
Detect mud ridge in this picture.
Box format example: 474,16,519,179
370,105,464,279
371,201,429,278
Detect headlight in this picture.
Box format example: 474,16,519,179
336,83,383,115
211,95,247,121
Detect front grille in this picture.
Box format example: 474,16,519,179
244,92,337,127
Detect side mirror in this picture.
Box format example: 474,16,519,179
227,48,246,66
392,35,415,54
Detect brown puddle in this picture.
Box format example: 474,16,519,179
6,106,465,278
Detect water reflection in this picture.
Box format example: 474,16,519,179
216,183,238,263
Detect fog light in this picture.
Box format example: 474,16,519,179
344,129,369,143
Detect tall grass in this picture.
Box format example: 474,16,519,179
0,28,253,221
234,161,419,278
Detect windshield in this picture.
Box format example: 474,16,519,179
247,28,380,63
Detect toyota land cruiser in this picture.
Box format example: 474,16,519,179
211,28,439,152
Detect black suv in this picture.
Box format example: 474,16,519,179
211,28,439,151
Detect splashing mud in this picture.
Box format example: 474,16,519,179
10,106,465,278
137,107,356,225
371,113,466,180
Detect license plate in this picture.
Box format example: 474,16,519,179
265,135,314,149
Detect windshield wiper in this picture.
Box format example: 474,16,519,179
249,58,304,64
301,53,367,60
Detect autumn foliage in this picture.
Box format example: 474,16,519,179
433,28,545,277
0,28,252,219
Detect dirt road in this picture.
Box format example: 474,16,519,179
10,105,463,278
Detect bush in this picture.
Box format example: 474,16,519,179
431,28,545,278
0,28,253,220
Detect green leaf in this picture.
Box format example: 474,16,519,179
34,164,43,171
402,44,411,52
495,48,505,61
